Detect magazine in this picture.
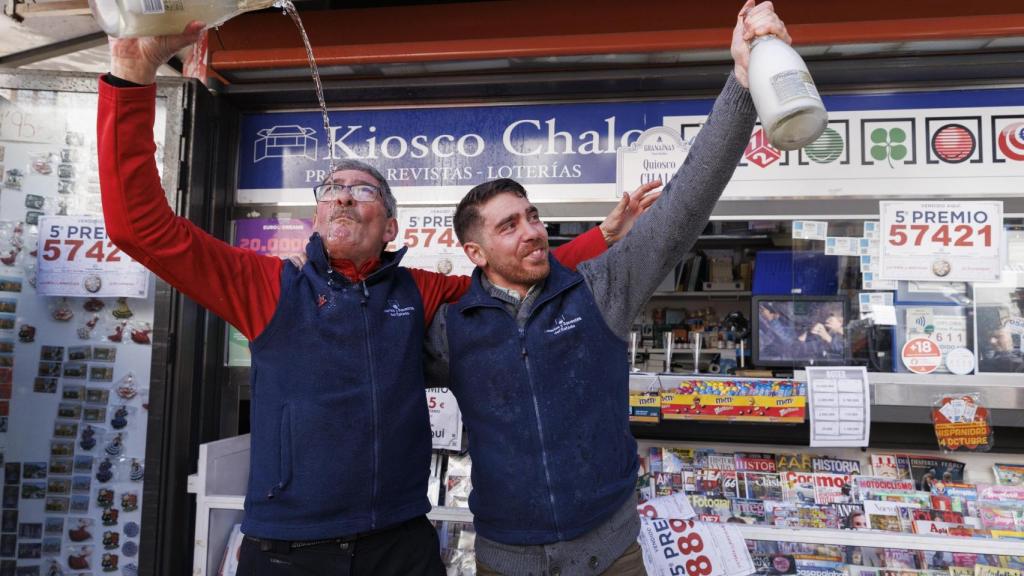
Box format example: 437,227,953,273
811,457,862,476
736,452,779,473
863,500,920,532
662,447,696,473
993,464,1024,486
777,453,815,473
904,455,965,491
870,454,906,479
930,482,979,516
832,503,866,530
732,498,768,524
782,470,817,505
689,493,733,523
813,473,854,504
796,505,837,529
738,472,784,501
853,476,916,501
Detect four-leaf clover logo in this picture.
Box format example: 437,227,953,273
870,127,907,168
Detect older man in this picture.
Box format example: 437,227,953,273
426,3,789,574
99,24,653,576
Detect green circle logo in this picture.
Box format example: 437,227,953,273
804,128,844,163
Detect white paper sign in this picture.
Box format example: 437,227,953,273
792,220,827,240
878,200,1003,282
638,517,754,576
825,237,861,256
858,292,894,321
807,367,871,448
638,492,696,522
36,216,150,298
392,207,474,276
426,387,462,451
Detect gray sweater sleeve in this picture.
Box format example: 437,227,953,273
579,73,757,341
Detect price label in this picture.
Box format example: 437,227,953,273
36,216,149,298
878,201,1002,282
638,517,754,576
426,387,462,451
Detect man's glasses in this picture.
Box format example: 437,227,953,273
313,183,382,203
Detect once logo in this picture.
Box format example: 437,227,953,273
931,124,975,163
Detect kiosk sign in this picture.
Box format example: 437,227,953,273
616,126,689,198
878,201,1002,282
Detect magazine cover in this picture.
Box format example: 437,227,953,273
976,503,1019,531
930,482,979,516
777,453,815,473
782,470,817,505
690,493,733,523
853,476,916,500
796,505,837,529
905,456,965,491
863,500,920,532
977,483,1024,503
911,508,964,524
813,473,854,504
974,567,1023,576
832,503,866,529
737,472,784,501
653,471,683,497
811,457,862,476
736,452,779,473
870,454,904,479
993,464,1024,486
844,547,884,567
765,500,800,528
732,498,768,524
884,548,920,569
753,553,797,575
662,447,696,473
648,447,664,473
795,559,844,576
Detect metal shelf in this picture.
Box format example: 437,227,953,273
426,506,1024,555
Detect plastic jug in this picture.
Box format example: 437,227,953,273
90,0,279,38
747,35,828,151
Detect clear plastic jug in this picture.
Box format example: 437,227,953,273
90,0,279,38
747,35,828,151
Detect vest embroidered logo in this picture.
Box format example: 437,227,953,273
317,294,327,308
545,314,582,335
385,300,415,318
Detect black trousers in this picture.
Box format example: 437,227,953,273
236,515,446,576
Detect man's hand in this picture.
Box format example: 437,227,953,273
731,0,791,89
109,20,205,85
599,180,663,246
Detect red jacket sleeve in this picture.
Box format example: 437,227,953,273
409,226,607,326
97,78,282,341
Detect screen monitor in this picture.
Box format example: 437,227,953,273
752,296,849,367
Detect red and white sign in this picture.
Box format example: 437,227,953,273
878,200,1002,282
36,216,149,298
426,387,462,451
902,337,942,374
638,516,754,576
392,207,473,276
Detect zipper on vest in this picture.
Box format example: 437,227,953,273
519,326,563,539
360,283,380,529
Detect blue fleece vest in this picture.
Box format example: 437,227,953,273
241,235,431,540
445,256,638,545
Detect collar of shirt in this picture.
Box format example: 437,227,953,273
480,275,539,307
330,257,381,283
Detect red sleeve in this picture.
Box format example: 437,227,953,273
408,226,606,325
551,226,607,270
98,77,282,341
408,269,471,327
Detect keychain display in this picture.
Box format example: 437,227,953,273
96,488,114,509
931,393,993,452
51,298,75,321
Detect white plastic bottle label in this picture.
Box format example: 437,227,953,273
139,0,166,14
770,70,821,104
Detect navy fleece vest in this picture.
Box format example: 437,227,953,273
446,256,638,545
241,235,431,540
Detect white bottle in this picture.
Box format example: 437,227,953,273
747,35,828,151
90,0,279,38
